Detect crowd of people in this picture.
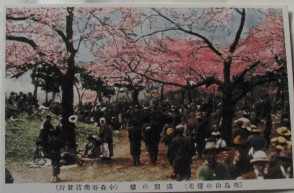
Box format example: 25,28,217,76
5,90,293,183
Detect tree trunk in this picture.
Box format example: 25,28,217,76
221,57,233,145
51,92,57,105
281,86,285,123
180,89,186,104
126,90,129,104
160,84,164,103
98,92,103,103
274,82,281,113
45,90,48,105
32,67,39,105
132,89,140,105
188,87,192,103
33,81,38,105
94,91,99,107
220,93,234,146
60,7,76,153
74,83,82,109
61,56,76,153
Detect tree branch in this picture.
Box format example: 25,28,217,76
6,15,40,22
232,60,260,88
232,74,276,104
76,37,86,52
6,35,46,56
230,8,245,53
6,16,30,20
189,66,205,80
151,8,222,56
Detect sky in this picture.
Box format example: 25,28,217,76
73,7,279,62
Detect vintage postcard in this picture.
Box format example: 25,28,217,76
2,2,294,193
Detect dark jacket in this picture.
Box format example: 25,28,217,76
239,171,269,180
144,122,161,146
168,134,194,167
246,133,268,152
48,136,64,158
39,120,54,144
99,124,113,143
225,153,253,179
267,165,293,179
128,126,142,156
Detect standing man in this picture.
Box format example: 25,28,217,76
197,141,231,180
39,115,54,154
168,124,194,181
127,118,142,166
48,129,64,183
99,117,113,162
144,117,161,165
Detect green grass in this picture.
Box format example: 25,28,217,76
5,109,119,169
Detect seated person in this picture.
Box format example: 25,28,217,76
60,143,83,166
83,134,102,158
32,141,47,166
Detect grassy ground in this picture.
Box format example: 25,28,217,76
5,110,119,170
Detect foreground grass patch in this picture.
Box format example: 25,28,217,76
5,110,119,169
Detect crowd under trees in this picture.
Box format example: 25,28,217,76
5,7,289,149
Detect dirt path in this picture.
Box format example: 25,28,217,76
11,130,231,183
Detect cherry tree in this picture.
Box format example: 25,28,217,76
87,33,177,105
5,7,139,151
135,8,286,143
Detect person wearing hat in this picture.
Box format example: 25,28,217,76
268,136,288,170
225,135,253,179
232,120,250,141
267,150,293,179
127,118,143,166
39,115,54,154
196,141,231,180
99,117,113,162
276,127,291,139
246,126,268,156
160,116,175,153
237,150,270,180
168,124,194,181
